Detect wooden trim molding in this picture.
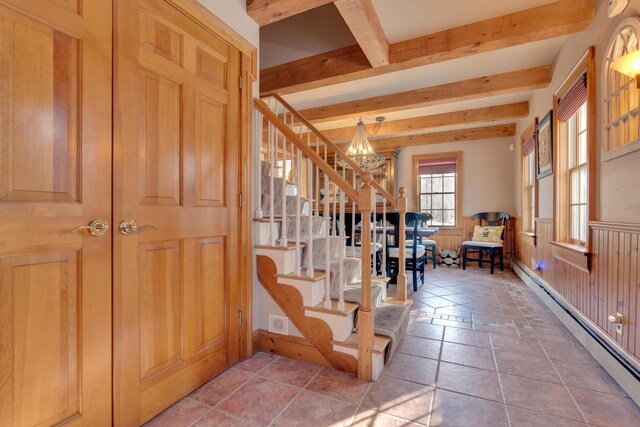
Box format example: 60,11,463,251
255,329,333,367
550,241,591,272
590,221,640,233
246,0,335,26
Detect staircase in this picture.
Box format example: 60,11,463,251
254,95,412,381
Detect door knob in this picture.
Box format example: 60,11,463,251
119,219,157,235
73,219,109,237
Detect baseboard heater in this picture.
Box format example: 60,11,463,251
511,259,640,404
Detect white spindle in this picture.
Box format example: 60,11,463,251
351,171,356,257
306,128,315,278
255,107,263,219
338,167,346,311
332,156,337,236
295,133,301,276
372,190,377,277
323,167,331,309
324,145,331,309
280,108,288,247
269,99,277,245
315,134,320,216
382,196,387,278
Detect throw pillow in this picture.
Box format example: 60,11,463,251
471,225,504,244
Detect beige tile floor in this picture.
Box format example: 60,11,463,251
146,267,640,426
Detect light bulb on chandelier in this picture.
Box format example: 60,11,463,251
338,117,386,171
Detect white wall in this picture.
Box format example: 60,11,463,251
514,0,640,222
398,139,517,216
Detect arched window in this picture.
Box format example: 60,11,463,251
603,17,640,160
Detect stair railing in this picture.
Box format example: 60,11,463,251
254,96,408,380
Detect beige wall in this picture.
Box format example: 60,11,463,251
514,0,640,222
398,139,517,216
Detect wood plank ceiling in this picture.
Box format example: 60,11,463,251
248,0,596,150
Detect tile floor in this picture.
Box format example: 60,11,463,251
146,267,640,426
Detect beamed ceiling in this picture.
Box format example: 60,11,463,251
247,0,596,148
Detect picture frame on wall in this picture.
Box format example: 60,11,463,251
536,110,553,179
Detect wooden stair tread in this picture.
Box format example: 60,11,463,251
255,242,305,251
305,300,359,317
333,333,390,354
277,270,326,282
254,217,285,222
383,298,414,307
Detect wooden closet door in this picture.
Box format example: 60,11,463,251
113,0,241,424
0,0,112,426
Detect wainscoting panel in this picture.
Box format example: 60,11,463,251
515,218,640,363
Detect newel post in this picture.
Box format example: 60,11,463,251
357,172,374,381
397,187,408,302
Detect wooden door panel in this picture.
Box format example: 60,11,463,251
194,93,226,207
139,241,183,380
0,0,112,425
194,237,227,352
0,7,79,202
0,252,79,426
114,0,240,423
140,70,182,206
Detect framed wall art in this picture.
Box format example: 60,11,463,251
536,110,553,179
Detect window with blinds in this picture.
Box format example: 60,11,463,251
604,18,640,159
414,153,461,227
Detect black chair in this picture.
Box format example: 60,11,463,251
462,212,510,274
383,212,431,291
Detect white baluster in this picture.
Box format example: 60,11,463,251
295,138,301,276
269,99,276,246
332,156,337,236
280,108,288,247
323,168,331,309
306,128,315,278
372,189,377,277
338,167,346,311
255,107,263,219
382,195,387,278
352,170,356,257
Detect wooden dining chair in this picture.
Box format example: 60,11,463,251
462,212,510,274
383,212,431,291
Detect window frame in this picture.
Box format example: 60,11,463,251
552,47,596,263
413,152,462,228
521,118,538,238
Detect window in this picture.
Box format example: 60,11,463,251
413,152,462,227
553,47,595,254
521,119,537,234
603,17,640,159
567,104,588,244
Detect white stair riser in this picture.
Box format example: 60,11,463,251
278,276,326,307
255,247,297,275
304,310,354,342
256,222,280,245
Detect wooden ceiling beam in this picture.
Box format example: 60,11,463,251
356,124,517,151
320,102,528,141
246,0,336,26
334,0,388,67
298,66,549,124
260,0,594,94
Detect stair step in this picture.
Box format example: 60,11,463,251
305,300,359,317
255,242,304,251
333,333,390,355
277,270,326,282
254,217,285,222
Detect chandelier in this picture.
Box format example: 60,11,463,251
339,118,386,171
